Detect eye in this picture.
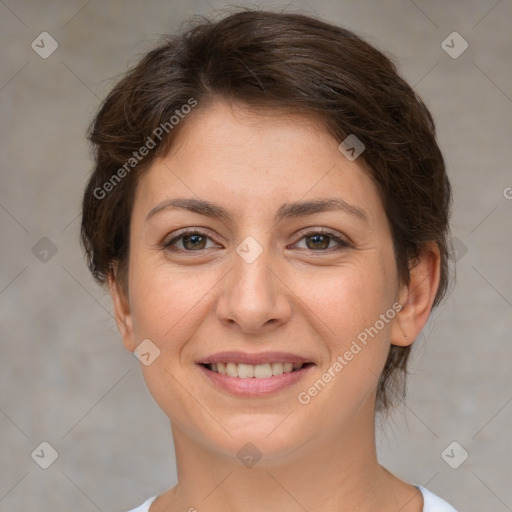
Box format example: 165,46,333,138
162,228,351,254
292,229,350,252
163,229,219,252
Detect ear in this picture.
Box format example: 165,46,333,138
391,242,441,346
108,269,137,352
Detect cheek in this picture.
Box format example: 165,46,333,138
303,260,398,397
128,257,221,357
127,263,213,417
301,260,396,345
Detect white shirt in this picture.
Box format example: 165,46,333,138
126,485,458,511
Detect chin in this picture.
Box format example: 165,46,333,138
202,412,317,466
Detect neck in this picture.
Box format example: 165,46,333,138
157,401,417,512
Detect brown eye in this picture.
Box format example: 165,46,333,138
164,230,217,252
305,234,331,250
294,230,350,252
181,234,207,250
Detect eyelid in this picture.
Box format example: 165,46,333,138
293,226,349,242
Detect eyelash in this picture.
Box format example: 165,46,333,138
162,228,351,254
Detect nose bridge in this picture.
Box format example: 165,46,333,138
216,234,290,332
234,235,273,294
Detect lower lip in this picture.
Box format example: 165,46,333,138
197,364,314,397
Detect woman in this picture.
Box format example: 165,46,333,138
81,9,457,512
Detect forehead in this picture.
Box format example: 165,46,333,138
132,100,385,229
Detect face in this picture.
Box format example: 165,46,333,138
111,100,430,464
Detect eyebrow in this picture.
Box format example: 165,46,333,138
145,196,368,224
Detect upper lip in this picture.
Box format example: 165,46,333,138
197,351,313,366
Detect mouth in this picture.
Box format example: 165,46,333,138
196,352,315,396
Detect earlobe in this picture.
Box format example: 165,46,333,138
391,243,441,347
108,271,137,352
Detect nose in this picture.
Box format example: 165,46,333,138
216,240,292,335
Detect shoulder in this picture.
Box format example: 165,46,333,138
418,486,458,512
125,495,157,512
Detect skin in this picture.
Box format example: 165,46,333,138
110,100,441,512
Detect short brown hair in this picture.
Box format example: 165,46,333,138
81,9,452,411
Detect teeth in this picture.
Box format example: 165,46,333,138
237,363,254,378
271,362,283,375
208,361,304,377
254,363,272,378
226,362,238,377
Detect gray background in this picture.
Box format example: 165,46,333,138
1,0,511,511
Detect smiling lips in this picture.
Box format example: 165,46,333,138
197,351,314,396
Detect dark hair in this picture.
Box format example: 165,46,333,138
81,9,452,411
